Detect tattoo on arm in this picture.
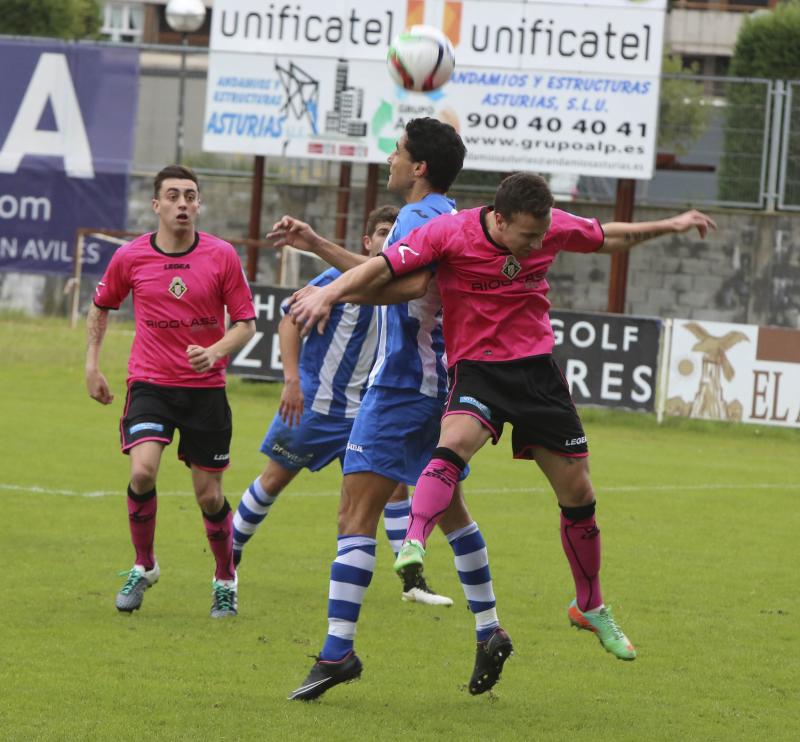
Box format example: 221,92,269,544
87,307,108,349
623,230,660,244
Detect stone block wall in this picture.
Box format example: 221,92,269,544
2,172,799,332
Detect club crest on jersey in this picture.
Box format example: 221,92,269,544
501,255,522,279
168,276,187,299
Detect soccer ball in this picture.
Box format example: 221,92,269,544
387,25,455,93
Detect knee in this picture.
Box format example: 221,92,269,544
259,464,293,497
129,465,157,494
196,485,223,515
558,476,595,509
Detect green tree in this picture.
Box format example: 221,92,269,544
0,0,101,40
658,55,712,156
719,1,800,203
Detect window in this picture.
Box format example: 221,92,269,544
101,2,144,43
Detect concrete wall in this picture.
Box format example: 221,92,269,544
2,174,799,331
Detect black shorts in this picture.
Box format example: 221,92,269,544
120,382,233,470
444,356,588,459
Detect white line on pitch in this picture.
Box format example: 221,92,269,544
2,481,799,499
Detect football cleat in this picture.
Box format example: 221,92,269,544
210,577,238,618
400,566,453,606
115,562,160,613
393,539,425,574
469,627,514,695
568,600,636,661
288,652,363,701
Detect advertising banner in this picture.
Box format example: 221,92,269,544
204,0,666,178
0,40,139,276
551,309,662,411
231,293,664,414
229,284,295,380
660,319,800,428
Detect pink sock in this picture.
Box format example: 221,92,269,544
405,458,461,546
560,511,603,611
127,487,156,569
203,501,236,581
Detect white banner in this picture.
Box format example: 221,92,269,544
660,319,800,429
204,0,666,178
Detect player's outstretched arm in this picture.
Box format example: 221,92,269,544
85,304,114,405
599,209,717,253
345,268,432,306
277,312,304,427
289,255,393,336
267,215,369,272
186,319,256,374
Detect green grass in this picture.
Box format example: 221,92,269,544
1,315,798,741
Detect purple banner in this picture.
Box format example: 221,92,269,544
0,40,139,276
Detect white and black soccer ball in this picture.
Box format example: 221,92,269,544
387,25,455,93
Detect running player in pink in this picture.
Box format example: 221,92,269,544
290,172,716,687
85,165,256,618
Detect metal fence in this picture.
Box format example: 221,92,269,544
778,81,800,210
129,48,800,212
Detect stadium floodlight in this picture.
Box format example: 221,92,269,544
165,0,206,34
165,0,207,163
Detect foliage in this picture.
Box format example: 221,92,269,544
0,0,101,40
657,55,712,156
719,1,800,203
1,316,798,739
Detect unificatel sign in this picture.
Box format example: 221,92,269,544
203,0,666,178
658,318,800,429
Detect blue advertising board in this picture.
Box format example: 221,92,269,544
0,39,139,276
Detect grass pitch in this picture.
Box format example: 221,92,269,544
1,316,798,741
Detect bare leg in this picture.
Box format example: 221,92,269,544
233,458,298,558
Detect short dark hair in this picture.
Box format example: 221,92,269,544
404,117,466,193
153,165,199,198
494,172,554,220
364,205,399,237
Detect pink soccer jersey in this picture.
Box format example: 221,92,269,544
94,232,255,387
383,207,603,365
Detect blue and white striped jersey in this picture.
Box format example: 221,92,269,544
368,192,456,399
284,268,378,418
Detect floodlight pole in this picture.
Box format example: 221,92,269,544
175,32,188,164
165,0,206,164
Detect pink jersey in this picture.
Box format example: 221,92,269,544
383,207,603,365
94,231,255,387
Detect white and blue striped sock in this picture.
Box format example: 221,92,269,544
320,535,377,661
232,478,278,553
448,522,499,642
383,498,412,556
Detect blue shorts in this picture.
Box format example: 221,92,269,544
260,409,355,473
343,386,469,486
